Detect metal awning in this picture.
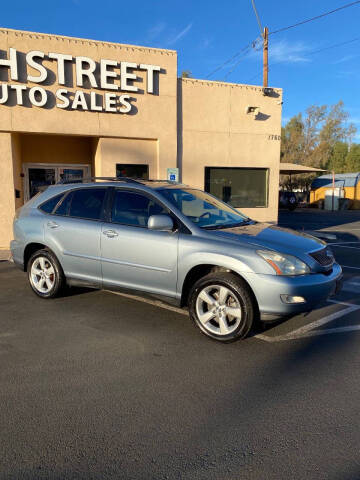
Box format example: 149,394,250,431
280,163,326,175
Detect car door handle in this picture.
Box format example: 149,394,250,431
103,229,118,238
47,221,59,229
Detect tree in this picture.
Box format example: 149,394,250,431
345,144,360,172
328,142,348,173
280,101,358,189
181,70,192,78
280,114,304,164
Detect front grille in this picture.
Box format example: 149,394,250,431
309,247,334,267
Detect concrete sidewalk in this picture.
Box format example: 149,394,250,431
0,250,10,261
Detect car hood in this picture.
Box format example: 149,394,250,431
210,222,325,255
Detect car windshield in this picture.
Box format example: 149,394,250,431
157,188,250,229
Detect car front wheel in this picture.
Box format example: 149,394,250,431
188,272,255,342
27,249,64,299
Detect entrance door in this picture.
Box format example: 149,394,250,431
28,167,56,199
24,164,91,201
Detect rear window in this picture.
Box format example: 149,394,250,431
68,188,106,220
39,194,64,214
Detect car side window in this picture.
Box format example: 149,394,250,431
111,190,167,227
68,188,107,220
54,192,73,216
39,193,64,214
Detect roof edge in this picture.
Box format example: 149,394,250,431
179,77,282,93
0,26,177,56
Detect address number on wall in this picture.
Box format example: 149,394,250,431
268,134,281,141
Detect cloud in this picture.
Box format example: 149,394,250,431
333,54,358,65
335,70,360,79
167,23,193,45
249,39,311,64
147,22,167,40
270,40,311,64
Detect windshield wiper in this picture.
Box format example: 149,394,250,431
202,219,254,230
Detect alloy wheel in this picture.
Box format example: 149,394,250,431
30,256,56,294
195,284,243,336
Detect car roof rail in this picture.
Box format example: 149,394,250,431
56,177,180,185
56,176,143,185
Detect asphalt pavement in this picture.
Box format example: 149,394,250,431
1,211,360,479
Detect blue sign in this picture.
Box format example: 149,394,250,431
167,168,179,182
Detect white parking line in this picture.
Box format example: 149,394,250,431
254,305,360,342
106,290,360,344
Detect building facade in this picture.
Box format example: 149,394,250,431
0,27,282,248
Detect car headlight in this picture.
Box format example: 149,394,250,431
257,250,310,276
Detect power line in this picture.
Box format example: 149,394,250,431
270,1,360,35
245,35,360,83
205,0,263,80
223,37,262,81
251,0,263,35
223,46,253,81
205,37,260,79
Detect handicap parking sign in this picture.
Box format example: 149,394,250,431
167,168,179,182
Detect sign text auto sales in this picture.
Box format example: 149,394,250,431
0,48,162,114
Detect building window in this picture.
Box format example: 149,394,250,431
205,167,269,208
116,164,149,180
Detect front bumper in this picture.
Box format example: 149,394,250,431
243,263,343,320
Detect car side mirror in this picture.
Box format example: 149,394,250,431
148,214,174,232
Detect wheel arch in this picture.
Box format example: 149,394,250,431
23,243,60,272
180,263,259,314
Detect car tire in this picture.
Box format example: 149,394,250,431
27,249,65,299
188,272,255,343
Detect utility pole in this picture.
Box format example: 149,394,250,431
263,26,268,88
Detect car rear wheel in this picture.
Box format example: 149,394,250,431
188,272,255,342
27,249,64,299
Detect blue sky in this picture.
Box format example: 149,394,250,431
2,0,360,138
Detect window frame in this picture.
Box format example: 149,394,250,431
38,193,65,215
41,187,110,222
204,166,269,209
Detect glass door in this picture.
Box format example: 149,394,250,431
24,164,91,201
28,167,56,199
59,168,87,183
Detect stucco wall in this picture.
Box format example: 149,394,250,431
95,137,158,178
179,78,282,222
0,27,178,173
0,132,16,247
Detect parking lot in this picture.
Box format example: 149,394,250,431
1,210,360,479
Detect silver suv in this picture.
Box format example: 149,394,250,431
11,178,342,343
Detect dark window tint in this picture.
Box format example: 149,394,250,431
39,194,64,214
116,164,149,179
54,192,73,216
205,167,269,208
69,188,106,220
112,190,167,227
29,168,56,199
